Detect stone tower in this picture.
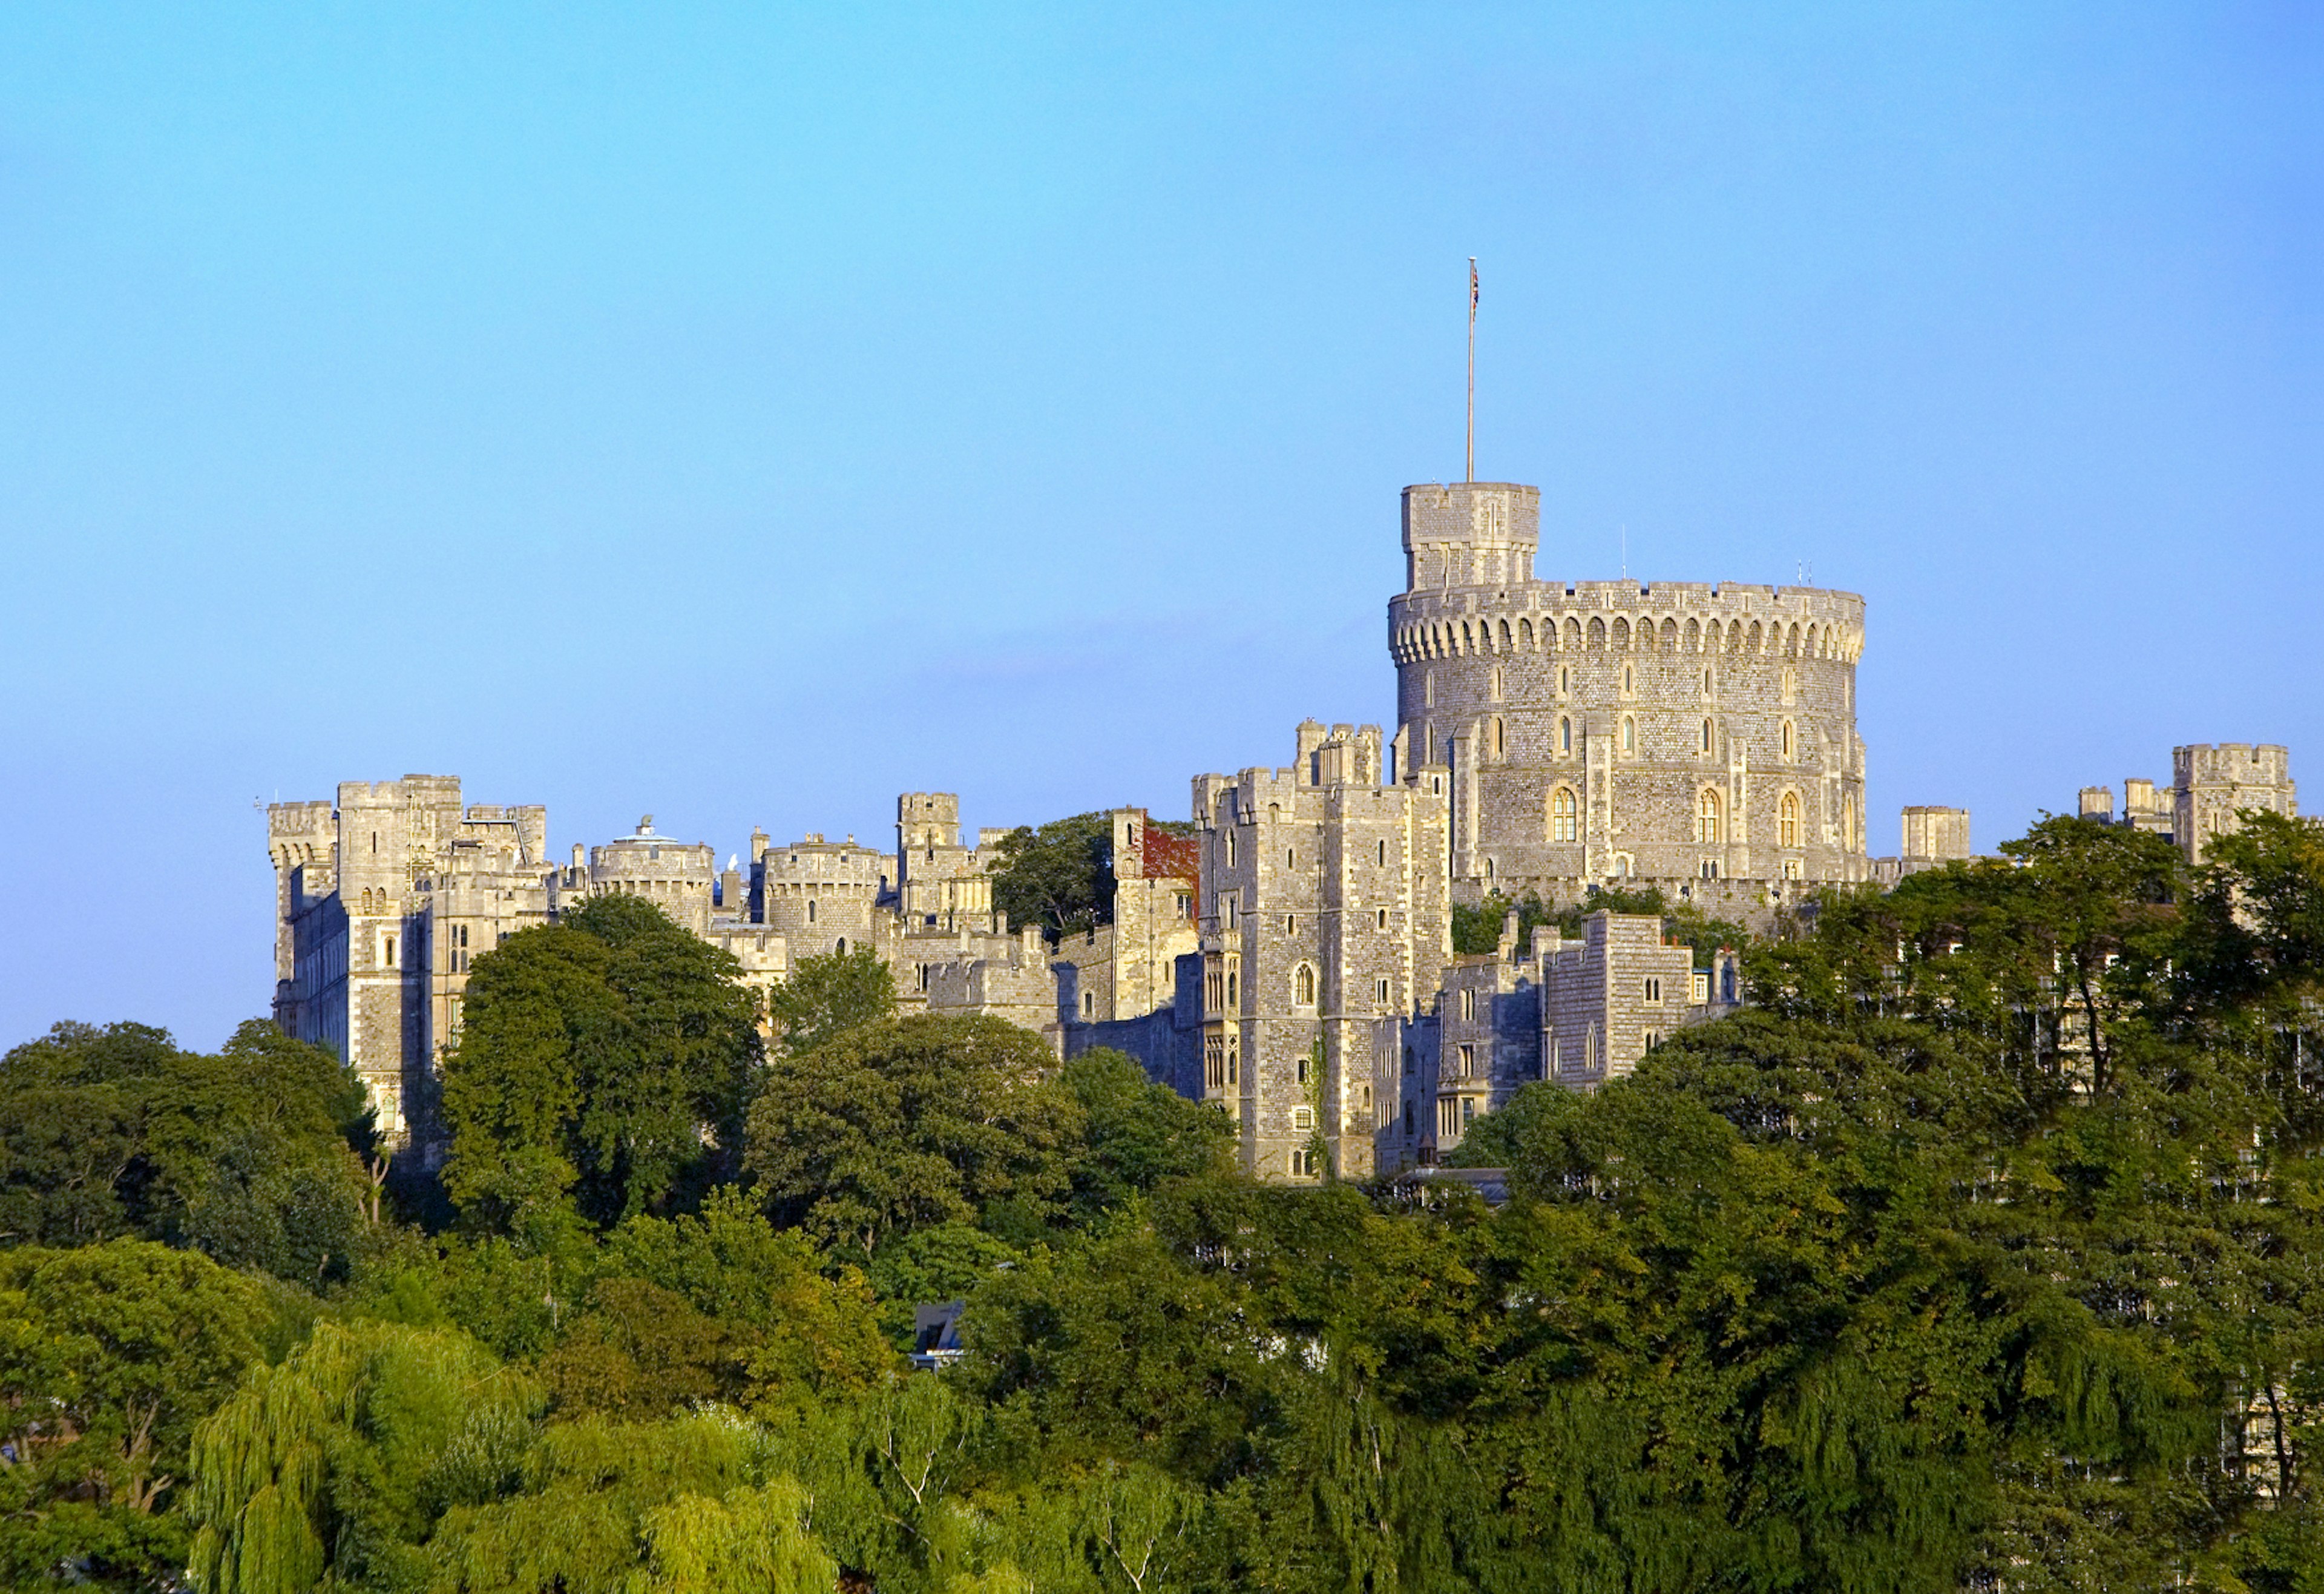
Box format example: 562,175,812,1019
1387,480,1868,914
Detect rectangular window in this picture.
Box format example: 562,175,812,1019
1377,978,1390,1006
1462,1098,1475,1125
1459,1043,1474,1077
385,935,396,968
1644,976,1660,1002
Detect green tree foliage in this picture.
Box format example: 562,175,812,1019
440,894,762,1234
767,943,898,1056
188,1318,542,1593
545,1189,893,1418
744,1014,1084,1256
1060,1048,1235,1220
0,1019,372,1280
989,811,1117,941
0,1240,274,1587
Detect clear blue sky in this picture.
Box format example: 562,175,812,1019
2,4,2316,1050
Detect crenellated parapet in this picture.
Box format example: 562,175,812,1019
1389,581,1864,667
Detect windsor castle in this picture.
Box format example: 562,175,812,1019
268,478,2298,1184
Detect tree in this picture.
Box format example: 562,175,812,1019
1060,1049,1235,1220
187,1318,543,1594
572,1188,893,1414
440,894,762,1234
767,944,897,1057
744,1015,1083,1256
988,811,1190,944
0,1239,272,1588
0,1019,372,1280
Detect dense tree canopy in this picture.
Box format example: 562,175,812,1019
744,1013,1083,1255
0,1019,372,1279
439,893,762,1234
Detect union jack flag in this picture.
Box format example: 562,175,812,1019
1469,258,1479,312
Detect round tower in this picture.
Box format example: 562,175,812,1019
1386,481,1868,915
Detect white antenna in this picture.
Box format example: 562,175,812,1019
1620,524,1627,581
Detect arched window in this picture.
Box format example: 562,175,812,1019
834,937,847,954
1295,964,1316,1004
1493,717,1505,757
1701,718,1715,754
1780,791,1802,849
1781,719,1796,759
1621,715,1635,753
1559,716,1572,753
1551,786,1579,843
1698,789,1724,845
1490,666,1503,701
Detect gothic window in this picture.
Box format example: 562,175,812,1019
1782,719,1796,759
1226,968,1238,1005
807,899,816,923
1551,786,1579,843
1621,714,1635,754
1295,964,1316,1004
1701,719,1714,754
1560,716,1572,754
1780,791,1802,849
1615,852,1634,877
1644,976,1661,1001
1425,669,1434,707
835,938,847,954
1698,789,1724,845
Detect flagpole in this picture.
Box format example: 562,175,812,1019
1465,257,1477,483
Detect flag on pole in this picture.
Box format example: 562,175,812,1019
1469,259,1479,312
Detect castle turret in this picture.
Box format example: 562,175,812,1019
1402,482,1539,593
